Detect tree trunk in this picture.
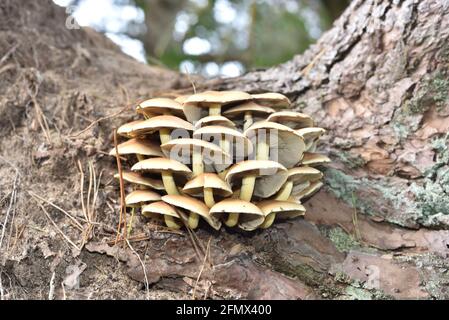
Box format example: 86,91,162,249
1,0,448,300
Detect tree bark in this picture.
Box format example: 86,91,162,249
1,0,449,300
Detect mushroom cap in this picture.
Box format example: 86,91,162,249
296,127,326,140
225,160,288,198
174,95,189,104
183,90,252,123
131,157,192,177
301,153,331,166
117,120,145,138
109,138,163,157
142,201,180,219
287,166,323,183
160,138,232,173
193,125,253,157
209,199,264,231
267,111,314,129
130,115,194,136
251,92,290,108
244,121,306,169
223,102,275,117
183,173,232,197
114,171,164,190
125,190,161,207
257,200,305,220
292,180,324,200
162,194,221,230
136,98,184,117
195,115,236,129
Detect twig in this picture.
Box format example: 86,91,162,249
31,195,81,251
125,239,150,300
192,236,212,300
27,191,83,231
114,130,127,243
48,272,56,300
0,172,19,253
184,65,197,94
0,43,19,66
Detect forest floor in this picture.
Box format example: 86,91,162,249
1,0,449,300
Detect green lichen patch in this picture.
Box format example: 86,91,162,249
326,227,361,253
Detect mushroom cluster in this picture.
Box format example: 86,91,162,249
111,91,330,231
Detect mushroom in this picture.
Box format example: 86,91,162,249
162,194,221,230
130,115,194,144
114,171,164,190
195,115,236,129
136,98,185,118
224,160,287,226
290,180,324,201
223,101,275,130
244,121,306,168
210,199,264,231
301,152,331,167
131,157,192,195
117,120,145,138
109,138,163,162
142,201,182,229
296,127,326,151
193,125,253,166
257,200,305,229
251,92,291,108
125,190,162,232
182,173,232,208
267,111,314,129
183,90,252,123
274,166,323,200
160,138,232,176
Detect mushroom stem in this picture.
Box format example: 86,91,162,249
161,170,179,195
224,213,239,227
188,213,200,229
164,215,182,229
259,213,275,229
240,174,256,201
127,207,135,235
243,111,253,131
136,154,145,162
159,128,171,144
256,139,270,160
204,187,215,208
209,103,221,116
274,180,293,201
192,147,204,176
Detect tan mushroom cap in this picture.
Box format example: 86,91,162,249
287,166,323,183
195,115,236,128
296,127,326,140
160,138,232,172
183,90,252,123
125,190,161,207
257,200,305,220
225,160,288,198
251,92,290,108
131,157,192,177
183,173,232,197
142,201,180,219
244,121,306,169
136,98,184,117
267,111,314,129
117,120,145,137
114,171,164,190
162,194,221,230
223,102,275,117
301,153,331,166
193,125,253,157
210,199,264,231
130,115,194,136
174,95,189,104
292,180,324,200
109,138,163,157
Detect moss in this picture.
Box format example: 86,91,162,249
344,286,373,300
332,151,366,169
327,227,361,253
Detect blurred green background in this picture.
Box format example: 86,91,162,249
54,0,349,77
